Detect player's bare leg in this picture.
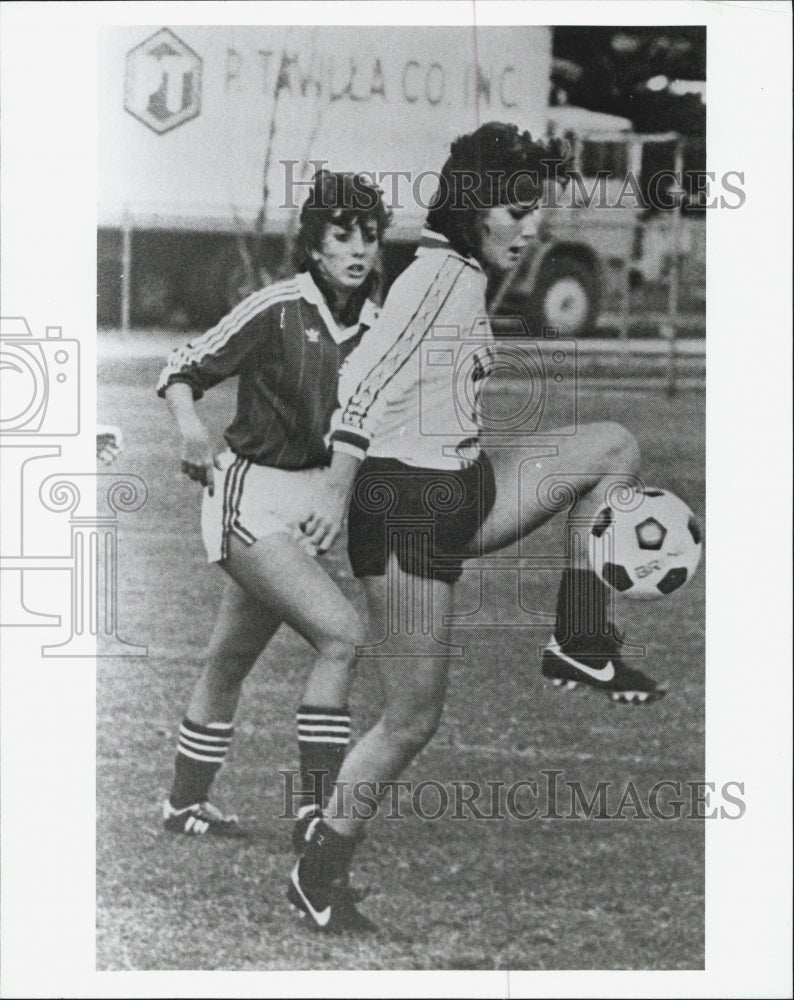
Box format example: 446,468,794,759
470,421,664,703
186,578,281,725
325,567,454,837
472,422,640,552
165,577,281,833
222,533,365,704
224,532,365,822
166,534,363,836
289,562,454,932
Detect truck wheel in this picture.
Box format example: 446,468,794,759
530,257,600,337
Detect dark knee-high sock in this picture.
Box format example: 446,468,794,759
169,718,233,809
298,817,358,888
296,705,351,811
554,568,618,655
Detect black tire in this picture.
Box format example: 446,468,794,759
529,255,600,337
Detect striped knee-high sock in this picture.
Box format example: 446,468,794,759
296,705,351,810
169,719,233,810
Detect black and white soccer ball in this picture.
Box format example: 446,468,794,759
588,488,703,600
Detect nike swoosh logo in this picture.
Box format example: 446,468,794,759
548,637,616,682
290,864,331,927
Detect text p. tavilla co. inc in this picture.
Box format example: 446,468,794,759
280,771,747,822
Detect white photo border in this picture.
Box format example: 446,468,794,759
1,1,791,997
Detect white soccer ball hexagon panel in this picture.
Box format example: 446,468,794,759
587,489,703,601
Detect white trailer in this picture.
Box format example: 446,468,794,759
98,24,552,328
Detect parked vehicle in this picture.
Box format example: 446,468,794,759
98,24,552,328
494,106,705,336
99,27,704,335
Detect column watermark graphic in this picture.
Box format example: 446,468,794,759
0,316,147,656
38,474,148,656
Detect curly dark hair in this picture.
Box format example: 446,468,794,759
294,170,392,323
297,170,392,260
425,121,572,258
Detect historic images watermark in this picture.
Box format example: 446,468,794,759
279,770,747,823
281,159,747,211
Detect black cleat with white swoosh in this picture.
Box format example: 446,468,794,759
288,859,377,934
541,635,666,704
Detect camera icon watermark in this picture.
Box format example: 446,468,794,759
0,317,80,436
0,315,145,654
418,318,577,443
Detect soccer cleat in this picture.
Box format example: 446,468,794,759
288,859,377,934
291,803,323,854
162,799,247,837
291,809,370,903
541,635,666,704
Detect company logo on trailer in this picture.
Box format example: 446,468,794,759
125,28,202,134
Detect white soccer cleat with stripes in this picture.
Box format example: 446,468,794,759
162,799,247,837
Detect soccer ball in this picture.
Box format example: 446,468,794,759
587,489,703,600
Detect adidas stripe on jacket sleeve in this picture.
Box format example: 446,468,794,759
157,274,372,469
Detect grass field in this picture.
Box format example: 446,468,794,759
97,341,705,971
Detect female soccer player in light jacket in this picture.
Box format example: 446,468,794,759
157,172,391,837
289,123,665,933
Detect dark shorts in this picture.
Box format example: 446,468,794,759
347,453,496,584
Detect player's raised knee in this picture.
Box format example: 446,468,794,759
594,421,640,473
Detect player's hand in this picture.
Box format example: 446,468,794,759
180,420,222,496
300,485,348,555
96,424,123,465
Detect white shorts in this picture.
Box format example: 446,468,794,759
201,450,327,563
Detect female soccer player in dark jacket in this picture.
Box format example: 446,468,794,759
157,171,390,836
288,123,664,933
